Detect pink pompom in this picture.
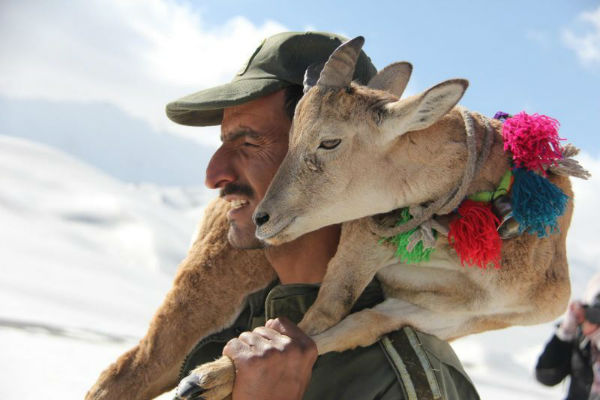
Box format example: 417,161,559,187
502,112,564,174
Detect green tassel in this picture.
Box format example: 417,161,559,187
380,208,436,264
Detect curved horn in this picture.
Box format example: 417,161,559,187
317,36,365,88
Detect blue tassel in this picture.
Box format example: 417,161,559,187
511,168,569,237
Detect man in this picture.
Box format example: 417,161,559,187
167,31,479,400
536,273,600,400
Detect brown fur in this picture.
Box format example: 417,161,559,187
288,85,573,347
85,198,274,399
292,102,573,347
181,72,579,400
89,68,579,400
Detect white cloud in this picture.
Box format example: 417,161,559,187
562,5,600,67
0,0,287,146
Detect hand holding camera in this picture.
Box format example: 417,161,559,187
557,301,584,341
557,300,600,346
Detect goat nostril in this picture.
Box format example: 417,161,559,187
254,212,270,227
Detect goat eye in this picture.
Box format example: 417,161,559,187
319,139,341,150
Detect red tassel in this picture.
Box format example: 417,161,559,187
448,200,502,269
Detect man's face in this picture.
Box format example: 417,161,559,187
205,90,291,249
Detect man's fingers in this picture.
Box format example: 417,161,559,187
251,326,279,340
223,320,318,400
223,337,252,359
266,317,301,336
225,318,317,362
238,331,267,347
227,329,289,357
265,317,317,350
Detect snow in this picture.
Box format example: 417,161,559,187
0,135,211,398
1,134,598,399
0,96,216,185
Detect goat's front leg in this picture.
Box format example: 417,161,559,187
312,298,473,354
298,218,391,336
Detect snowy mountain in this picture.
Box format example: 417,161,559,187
1,134,598,399
0,135,213,398
0,96,217,185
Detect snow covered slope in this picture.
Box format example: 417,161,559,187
0,135,211,398
1,134,598,399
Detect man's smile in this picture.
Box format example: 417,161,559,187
228,197,250,210
222,194,254,222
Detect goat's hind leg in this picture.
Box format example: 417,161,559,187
86,198,274,400
177,356,235,400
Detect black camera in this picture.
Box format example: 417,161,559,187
583,305,600,324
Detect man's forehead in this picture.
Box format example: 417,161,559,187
220,108,269,141
222,90,286,118
220,90,289,141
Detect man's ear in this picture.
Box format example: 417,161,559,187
367,62,413,98
380,79,468,139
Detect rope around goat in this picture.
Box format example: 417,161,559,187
367,108,590,240
367,107,493,238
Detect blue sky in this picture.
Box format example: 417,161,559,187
191,0,600,153
0,0,598,185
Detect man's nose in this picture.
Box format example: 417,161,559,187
205,147,236,189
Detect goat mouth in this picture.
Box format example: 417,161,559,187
255,215,297,243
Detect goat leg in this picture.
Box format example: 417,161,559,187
86,198,274,400
298,218,392,336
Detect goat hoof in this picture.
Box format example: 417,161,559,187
176,374,206,400
176,356,235,400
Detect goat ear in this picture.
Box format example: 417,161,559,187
367,62,412,98
381,79,468,138
303,62,325,93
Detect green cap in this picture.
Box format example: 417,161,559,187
166,31,377,127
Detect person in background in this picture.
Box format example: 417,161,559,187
536,273,600,400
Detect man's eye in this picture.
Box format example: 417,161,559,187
318,139,341,150
243,142,259,147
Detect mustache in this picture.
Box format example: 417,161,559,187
220,183,254,198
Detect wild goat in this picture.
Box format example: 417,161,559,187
177,37,588,400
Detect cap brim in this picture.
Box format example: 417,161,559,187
166,78,290,127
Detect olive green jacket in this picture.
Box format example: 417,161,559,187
178,281,480,400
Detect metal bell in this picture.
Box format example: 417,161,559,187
492,195,520,240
